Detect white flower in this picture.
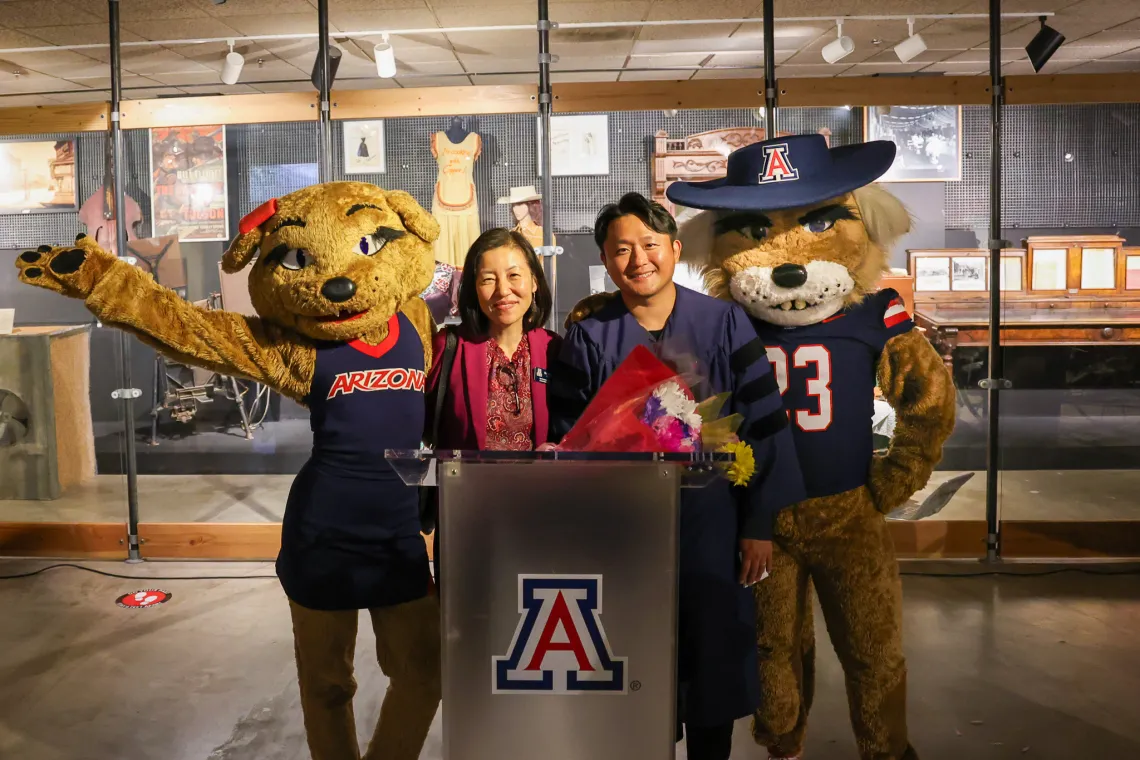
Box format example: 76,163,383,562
654,381,698,420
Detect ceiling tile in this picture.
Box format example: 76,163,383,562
691,67,772,79
8,24,142,48
62,73,163,90
202,0,318,17
775,0,968,12
42,90,111,104
1060,59,1140,73
119,17,245,42
174,83,264,96
0,93,73,106
0,1,103,28
219,14,322,36
320,0,428,10
626,52,710,67
917,60,988,75
838,62,931,76
644,0,760,20
774,62,859,77
455,53,533,74
328,9,442,32
465,72,535,84
0,30,57,49
254,80,321,93
2,50,110,79
392,75,472,87
617,68,697,81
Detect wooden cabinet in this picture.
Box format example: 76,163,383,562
907,236,1140,373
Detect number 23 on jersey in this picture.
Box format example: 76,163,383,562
766,345,833,432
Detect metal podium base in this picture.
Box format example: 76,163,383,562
439,460,680,760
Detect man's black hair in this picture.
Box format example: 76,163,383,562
593,192,678,250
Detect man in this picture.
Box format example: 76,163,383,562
549,192,805,760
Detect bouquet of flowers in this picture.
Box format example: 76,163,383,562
556,345,755,486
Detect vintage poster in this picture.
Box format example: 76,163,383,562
149,126,229,242
343,120,385,174
0,139,77,214
866,105,961,182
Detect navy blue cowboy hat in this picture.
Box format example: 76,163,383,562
665,133,896,212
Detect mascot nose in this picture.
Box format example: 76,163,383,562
321,277,357,303
772,264,808,289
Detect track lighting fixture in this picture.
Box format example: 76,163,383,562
821,20,854,64
221,40,244,85
374,34,396,78
894,17,927,63
310,44,342,91
1026,15,1064,72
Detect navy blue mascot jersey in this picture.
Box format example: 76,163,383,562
751,288,913,501
277,312,430,611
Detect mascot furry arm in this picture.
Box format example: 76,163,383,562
15,183,438,401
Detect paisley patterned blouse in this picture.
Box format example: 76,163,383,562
485,336,534,451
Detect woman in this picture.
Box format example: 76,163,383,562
424,228,561,574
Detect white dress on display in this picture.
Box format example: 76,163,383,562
431,131,482,268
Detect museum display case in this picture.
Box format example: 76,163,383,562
0,5,1136,562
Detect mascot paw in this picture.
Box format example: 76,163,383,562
16,235,117,298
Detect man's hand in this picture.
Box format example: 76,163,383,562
739,539,772,586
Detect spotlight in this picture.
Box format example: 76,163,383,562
310,44,342,91
374,34,396,78
221,40,243,85
894,17,927,63
1026,16,1064,73
822,20,854,64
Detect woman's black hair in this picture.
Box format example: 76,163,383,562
457,228,552,337
593,191,678,250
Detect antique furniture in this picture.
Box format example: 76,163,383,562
0,325,96,499
651,127,831,214
907,236,1140,376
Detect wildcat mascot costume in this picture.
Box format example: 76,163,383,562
16,182,443,760
665,134,957,760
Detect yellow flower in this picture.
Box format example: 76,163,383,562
718,440,755,487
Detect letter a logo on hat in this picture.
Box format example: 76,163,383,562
758,143,799,184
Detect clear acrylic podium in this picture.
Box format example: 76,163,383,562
386,450,734,760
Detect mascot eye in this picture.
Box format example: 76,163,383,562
280,248,310,271
804,219,835,234
356,235,388,256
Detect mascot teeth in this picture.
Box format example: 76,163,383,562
729,260,856,326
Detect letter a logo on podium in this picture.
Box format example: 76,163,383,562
758,143,799,184
493,575,627,694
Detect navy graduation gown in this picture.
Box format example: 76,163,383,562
549,285,806,727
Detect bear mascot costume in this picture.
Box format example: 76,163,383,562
665,133,958,760
16,182,443,760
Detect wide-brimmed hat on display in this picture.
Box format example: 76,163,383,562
496,185,542,205
665,133,896,212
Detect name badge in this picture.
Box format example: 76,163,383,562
534,367,549,384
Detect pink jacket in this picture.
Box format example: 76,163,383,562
425,327,562,450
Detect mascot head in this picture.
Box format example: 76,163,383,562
667,134,910,327
221,182,439,342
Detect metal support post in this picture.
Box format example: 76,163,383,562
762,0,778,134
984,0,1006,562
317,0,333,182
537,0,559,329
108,0,142,562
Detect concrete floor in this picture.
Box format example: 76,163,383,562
0,560,1137,760
2,470,1139,524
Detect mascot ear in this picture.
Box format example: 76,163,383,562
853,184,912,249
386,189,440,244
222,198,277,273
677,210,717,266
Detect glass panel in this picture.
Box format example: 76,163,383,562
1031,248,1067,290
1127,254,1140,289
1000,256,1023,291
1080,247,1115,289
0,129,130,540
1000,104,1140,555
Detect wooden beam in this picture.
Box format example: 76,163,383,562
779,76,991,107
121,93,317,129
333,85,537,119
0,103,109,136
553,80,765,113
0,522,127,559
1002,521,1140,558
1006,74,1140,105
137,523,282,560
888,520,988,559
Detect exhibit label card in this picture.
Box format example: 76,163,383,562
149,126,230,242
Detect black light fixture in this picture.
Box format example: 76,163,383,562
1026,15,1064,73
310,45,342,91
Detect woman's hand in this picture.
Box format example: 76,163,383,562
535,443,558,452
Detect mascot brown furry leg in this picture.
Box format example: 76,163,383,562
667,135,957,760
17,182,443,760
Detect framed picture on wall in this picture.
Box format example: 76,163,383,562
537,114,609,176
343,120,386,174
0,138,78,214
149,125,229,242
865,105,961,182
